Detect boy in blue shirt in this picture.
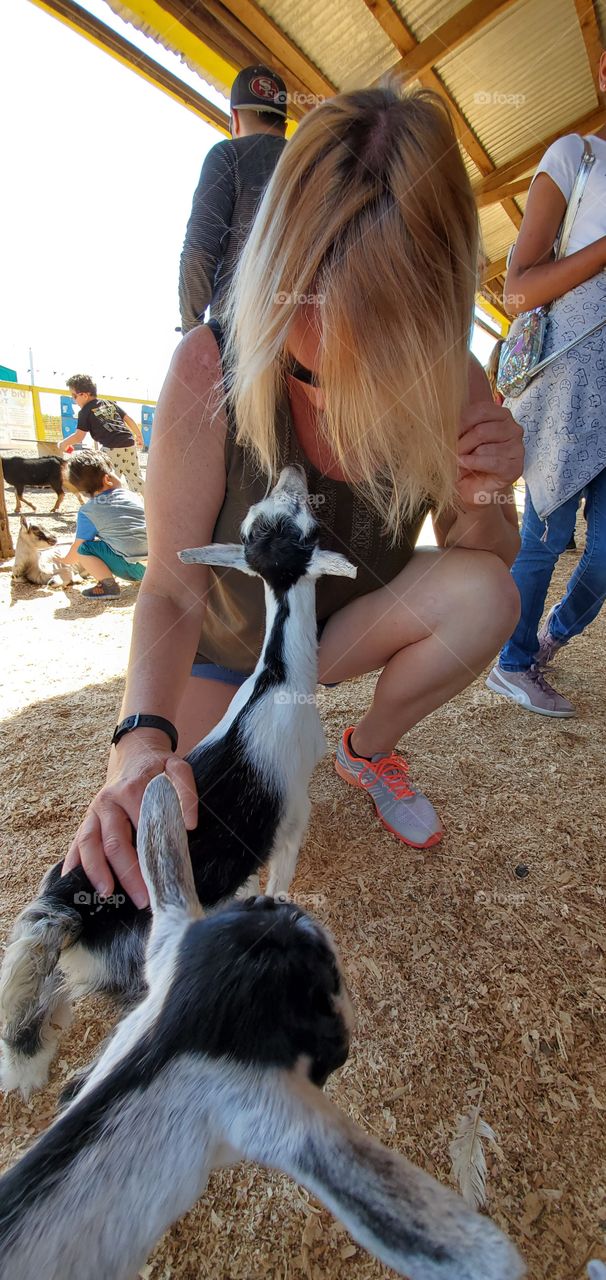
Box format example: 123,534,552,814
57,450,147,599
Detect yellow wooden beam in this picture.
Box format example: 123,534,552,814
28,0,232,133
476,296,510,334
573,0,603,98
393,0,520,80
99,0,237,92
0,380,157,406
476,105,606,194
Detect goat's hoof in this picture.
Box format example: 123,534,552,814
0,1045,51,1100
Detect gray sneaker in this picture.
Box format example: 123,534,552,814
535,604,567,668
334,728,443,848
486,664,575,717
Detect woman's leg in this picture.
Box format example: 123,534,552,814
546,466,606,643
498,486,579,671
318,547,520,755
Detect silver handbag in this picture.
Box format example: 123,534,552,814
497,138,605,397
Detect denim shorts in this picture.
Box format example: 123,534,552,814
192,620,339,687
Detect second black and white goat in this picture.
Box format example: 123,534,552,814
0,775,525,1280
0,466,356,1096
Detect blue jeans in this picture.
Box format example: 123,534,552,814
500,467,606,670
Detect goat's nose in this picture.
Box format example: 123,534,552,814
274,464,308,498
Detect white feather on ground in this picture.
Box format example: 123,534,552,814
449,1107,501,1209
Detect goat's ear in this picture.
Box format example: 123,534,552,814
308,549,357,580
179,543,256,575
230,1074,525,1280
138,775,201,920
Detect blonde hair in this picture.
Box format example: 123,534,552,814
224,82,479,535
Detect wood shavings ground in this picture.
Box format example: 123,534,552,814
1,496,605,1278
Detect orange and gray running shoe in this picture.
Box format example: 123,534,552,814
334,727,443,848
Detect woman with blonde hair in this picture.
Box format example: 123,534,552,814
64,83,522,906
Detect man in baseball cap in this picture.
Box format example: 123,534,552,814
229,65,288,121
179,64,288,332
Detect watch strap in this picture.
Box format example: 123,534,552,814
111,714,178,753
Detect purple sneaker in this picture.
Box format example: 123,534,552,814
486,664,575,717
535,604,567,669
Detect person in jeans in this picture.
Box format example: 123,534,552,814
62,84,522,909
57,450,147,599
179,64,288,332
60,374,145,496
487,75,606,716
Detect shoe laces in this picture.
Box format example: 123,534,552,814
358,753,415,800
529,663,559,694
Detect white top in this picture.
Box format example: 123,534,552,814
533,133,606,256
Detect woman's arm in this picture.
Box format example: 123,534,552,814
433,355,522,567
504,172,606,316
63,325,228,903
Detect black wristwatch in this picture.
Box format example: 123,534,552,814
111,714,178,753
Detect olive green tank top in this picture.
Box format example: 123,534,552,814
196,322,429,672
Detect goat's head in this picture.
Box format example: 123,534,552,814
18,516,57,547
138,774,353,1089
125,776,524,1280
179,466,357,591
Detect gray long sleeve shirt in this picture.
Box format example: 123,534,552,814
179,133,287,333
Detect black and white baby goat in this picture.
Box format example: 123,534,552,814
0,466,356,1096
0,775,525,1280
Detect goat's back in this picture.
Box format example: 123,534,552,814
2,455,65,493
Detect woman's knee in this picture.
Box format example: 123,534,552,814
452,551,520,642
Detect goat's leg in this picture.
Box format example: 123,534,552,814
15,490,35,513
51,490,64,513
235,872,261,900
0,902,81,1097
266,795,311,898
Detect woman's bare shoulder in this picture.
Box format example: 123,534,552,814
169,323,223,386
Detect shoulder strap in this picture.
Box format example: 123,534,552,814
205,316,237,445
206,315,225,354
555,137,595,260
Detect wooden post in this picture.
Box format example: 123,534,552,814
0,460,15,560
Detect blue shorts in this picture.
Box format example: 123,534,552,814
77,539,146,582
192,620,339,687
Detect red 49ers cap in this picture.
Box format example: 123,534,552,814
230,64,288,118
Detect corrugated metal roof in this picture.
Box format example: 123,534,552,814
479,202,518,262
256,0,399,90
394,0,468,43
436,0,597,168
95,0,606,312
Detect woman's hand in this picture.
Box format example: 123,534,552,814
62,736,199,908
456,401,523,508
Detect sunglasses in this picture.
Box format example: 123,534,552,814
287,357,320,387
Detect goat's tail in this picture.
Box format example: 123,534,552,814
0,881,82,1098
